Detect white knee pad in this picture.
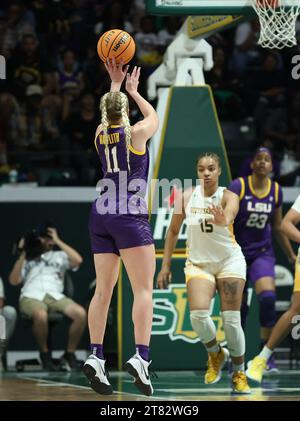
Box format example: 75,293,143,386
190,310,216,344
221,311,245,357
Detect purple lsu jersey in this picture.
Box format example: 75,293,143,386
89,125,154,254
94,125,150,213
228,176,282,260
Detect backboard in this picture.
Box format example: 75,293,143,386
146,0,296,16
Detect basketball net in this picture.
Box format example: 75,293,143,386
250,0,300,49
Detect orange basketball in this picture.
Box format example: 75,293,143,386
97,29,135,65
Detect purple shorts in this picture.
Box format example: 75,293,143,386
89,201,154,255
246,254,275,284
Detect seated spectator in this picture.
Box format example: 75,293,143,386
83,57,110,98
135,15,162,72
55,49,84,97
9,224,86,371
158,16,181,50
259,91,300,153
64,92,98,184
0,92,21,154
94,0,133,35
2,1,35,58
231,19,261,75
0,275,17,371
55,49,84,120
8,33,53,100
253,52,287,136
205,47,244,120
17,84,44,148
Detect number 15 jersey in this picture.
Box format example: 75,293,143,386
185,185,242,264
228,176,282,260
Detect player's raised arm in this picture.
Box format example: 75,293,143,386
126,67,159,144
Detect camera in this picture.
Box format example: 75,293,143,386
23,231,44,260
14,221,56,260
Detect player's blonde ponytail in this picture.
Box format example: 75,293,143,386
100,93,110,164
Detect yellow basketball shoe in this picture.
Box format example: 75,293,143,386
232,371,251,394
246,356,267,384
204,347,229,384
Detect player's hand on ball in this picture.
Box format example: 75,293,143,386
125,66,140,95
157,268,172,289
105,57,129,84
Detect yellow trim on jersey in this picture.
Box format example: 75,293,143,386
275,182,279,205
217,272,246,281
110,125,121,128
294,258,300,292
228,223,237,245
129,144,146,155
248,176,271,199
94,134,99,153
238,177,245,200
185,272,215,284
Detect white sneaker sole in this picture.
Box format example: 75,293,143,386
124,361,153,396
82,363,113,395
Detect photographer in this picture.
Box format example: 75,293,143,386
9,225,86,371
0,276,17,371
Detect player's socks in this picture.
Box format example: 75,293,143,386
259,345,273,361
136,344,150,362
206,343,220,353
232,362,245,372
91,344,104,360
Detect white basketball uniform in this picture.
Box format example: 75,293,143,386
184,185,246,284
292,194,300,292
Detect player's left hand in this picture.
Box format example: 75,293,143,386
47,228,60,244
209,205,228,226
105,57,129,84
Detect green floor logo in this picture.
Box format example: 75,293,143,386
152,284,225,343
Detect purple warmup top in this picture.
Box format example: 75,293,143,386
228,176,282,260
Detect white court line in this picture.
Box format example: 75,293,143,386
18,376,167,400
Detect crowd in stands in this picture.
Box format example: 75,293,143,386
0,0,299,186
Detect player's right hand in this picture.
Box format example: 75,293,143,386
156,268,172,290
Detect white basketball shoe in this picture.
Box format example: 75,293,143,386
82,355,113,395
124,354,154,396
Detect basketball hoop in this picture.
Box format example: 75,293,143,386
250,0,300,49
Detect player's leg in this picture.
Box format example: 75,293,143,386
217,252,250,394
249,255,277,371
187,272,229,385
247,261,300,383
120,244,155,396
83,252,120,395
